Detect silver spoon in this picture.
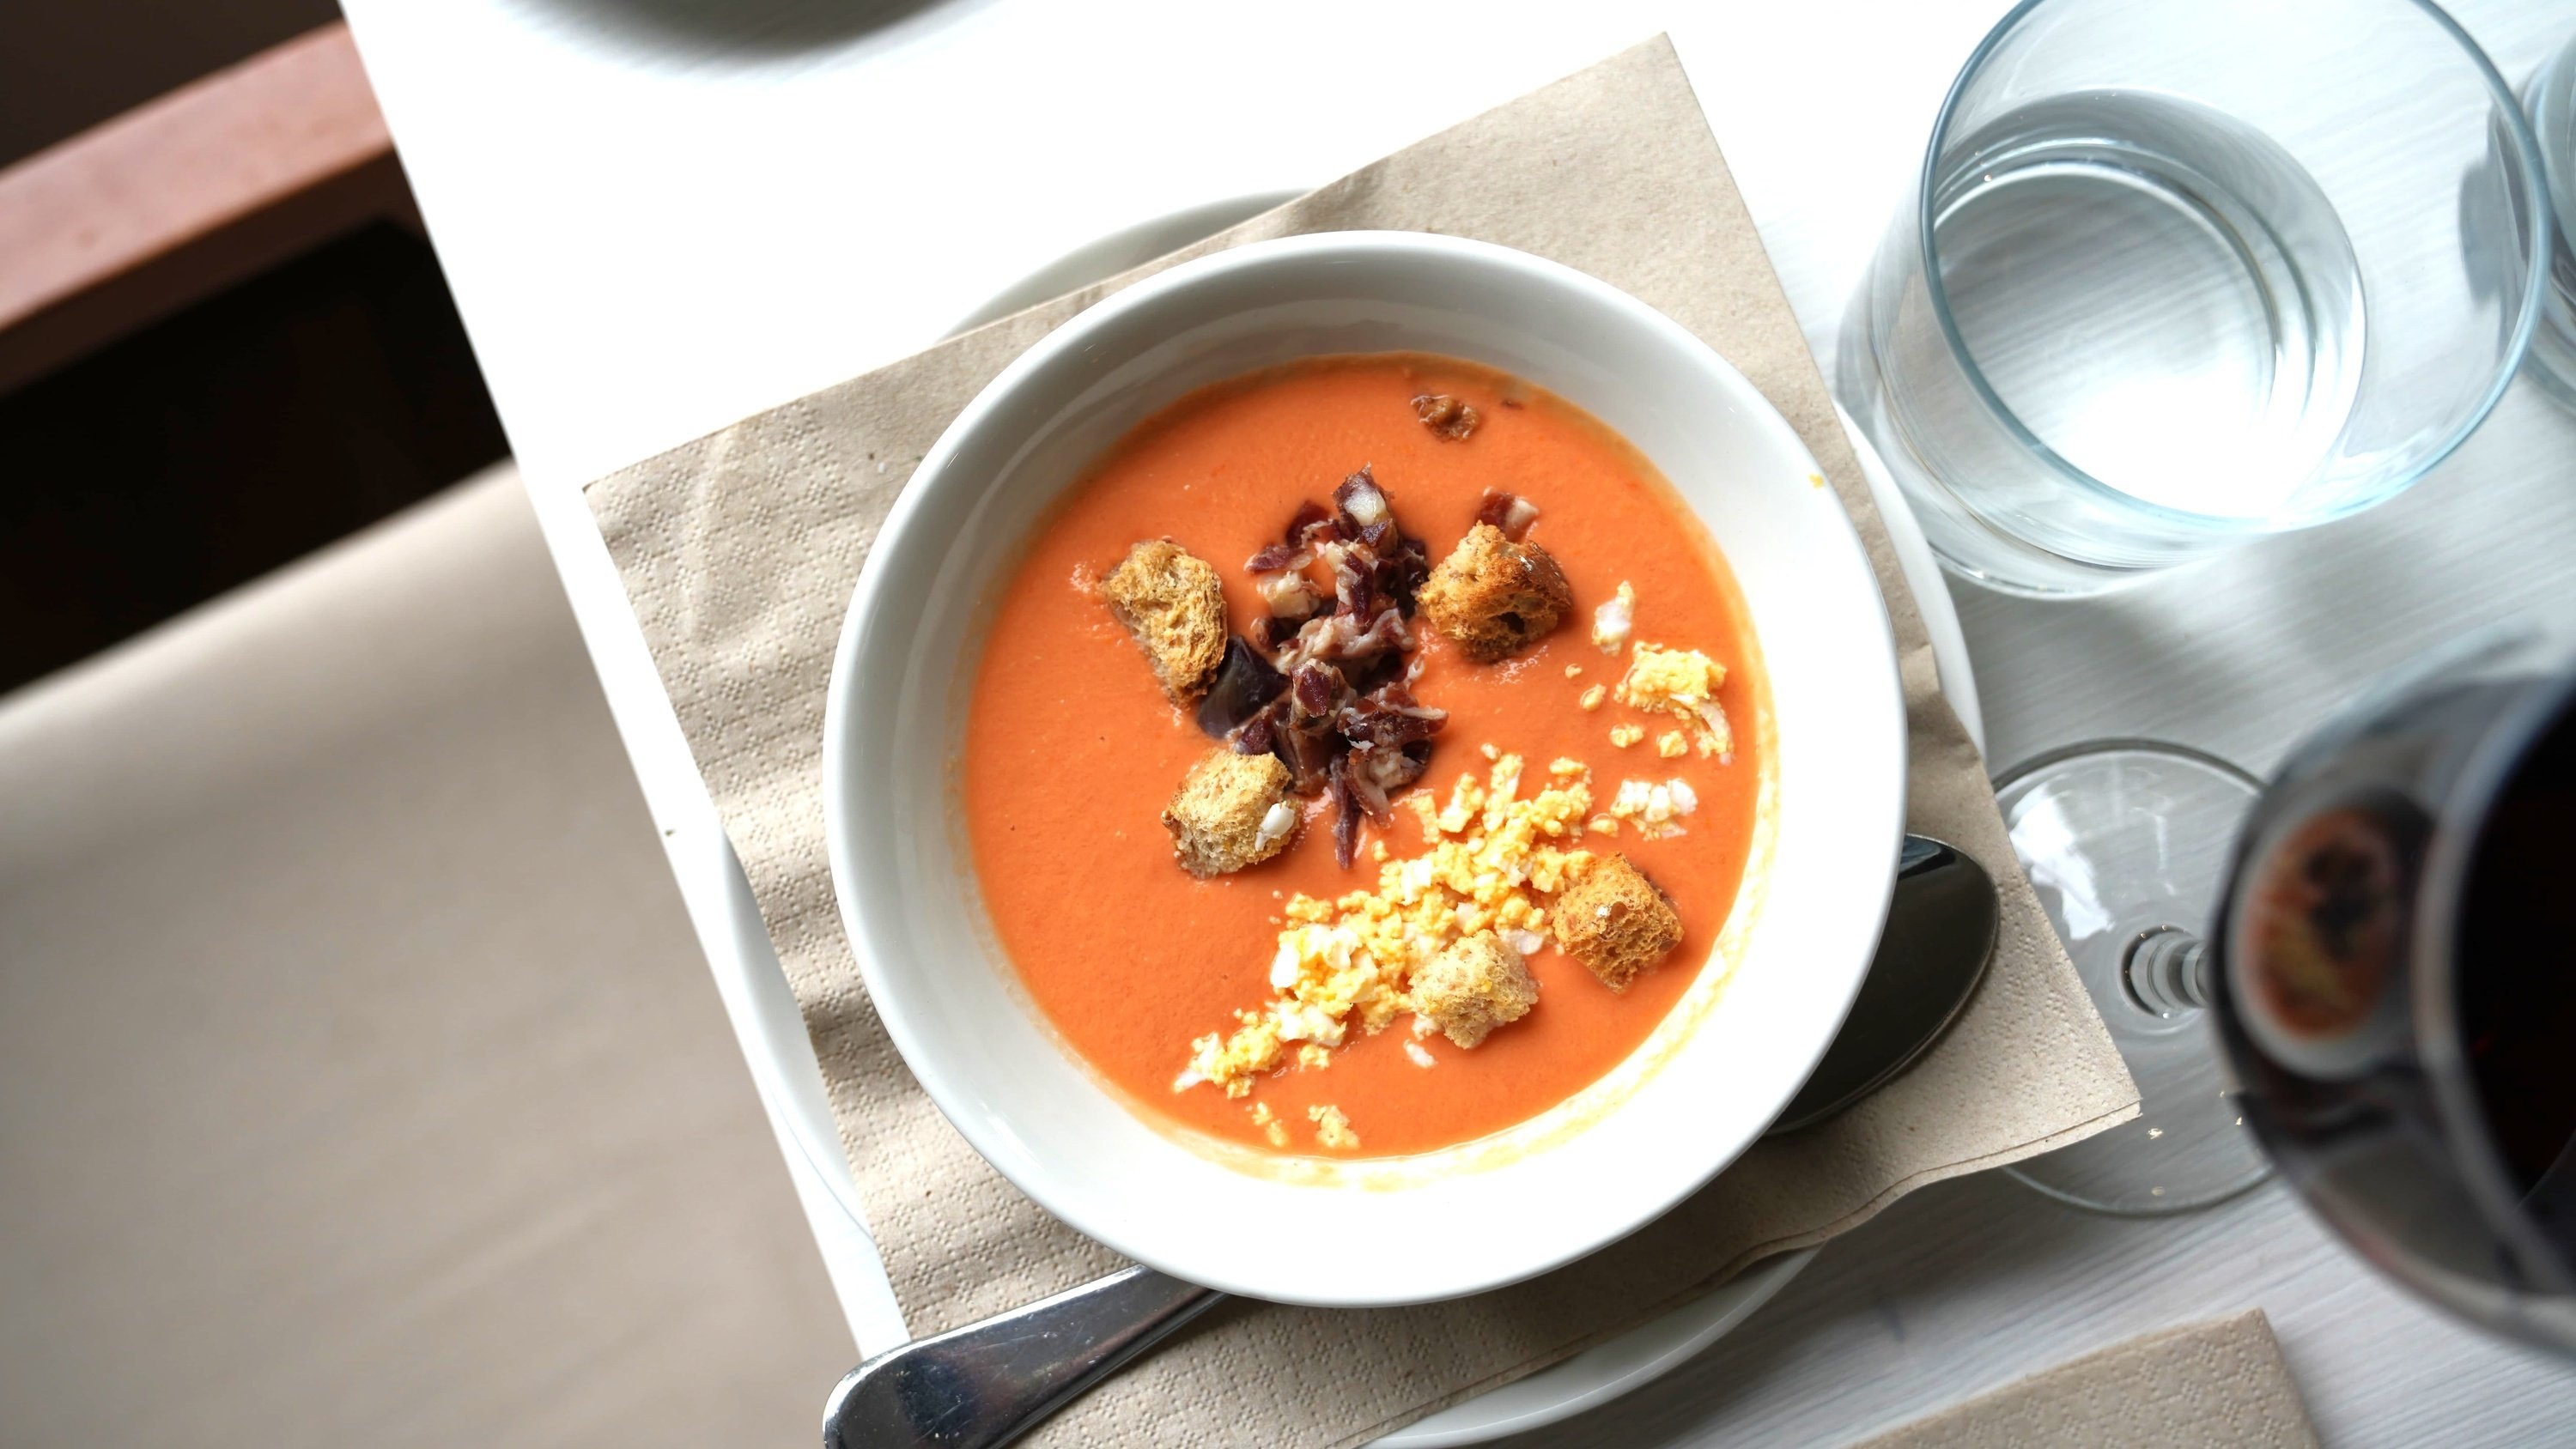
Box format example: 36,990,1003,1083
823,834,1996,1448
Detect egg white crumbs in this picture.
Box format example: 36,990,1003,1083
1606,777,1699,840
1592,581,1636,653
1255,799,1297,846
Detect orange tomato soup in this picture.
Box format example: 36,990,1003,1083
963,355,1764,1157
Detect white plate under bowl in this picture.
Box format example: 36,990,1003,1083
823,230,1907,1310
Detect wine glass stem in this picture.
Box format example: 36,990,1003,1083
2126,925,2208,1017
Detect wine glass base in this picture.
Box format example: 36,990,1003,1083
1996,741,2274,1216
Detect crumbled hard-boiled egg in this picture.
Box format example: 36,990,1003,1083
1592,581,1636,653
1309,1104,1361,1149
1255,799,1297,846
1248,1101,1288,1147
1174,753,1597,1098
1615,644,1734,761
1606,777,1699,840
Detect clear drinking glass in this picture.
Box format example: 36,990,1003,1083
1838,0,2553,597
2523,27,2576,408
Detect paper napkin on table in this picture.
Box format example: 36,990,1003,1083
1850,1311,2319,1449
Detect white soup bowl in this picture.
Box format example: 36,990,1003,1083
823,231,1905,1307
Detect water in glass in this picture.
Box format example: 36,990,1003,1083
1931,92,2362,522
1840,0,2549,597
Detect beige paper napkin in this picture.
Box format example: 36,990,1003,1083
586,36,2136,1446
1850,1311,2320,1448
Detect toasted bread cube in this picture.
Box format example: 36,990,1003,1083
1100,540,1227,704
1413,932,1539,1048
1551,853,1681,991
1418,524,1573,663
1162,748,1297,877
1412,392,1479,440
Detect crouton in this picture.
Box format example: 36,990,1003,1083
1162,748,1297,877
1417,524,1573,663
1100,540,1227,704
1411,932,1539,1047
1550,853,1682,991
1412,392,1480,440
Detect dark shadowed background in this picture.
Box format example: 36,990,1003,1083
0,0,506,696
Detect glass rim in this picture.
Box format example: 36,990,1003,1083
2535,38,2576,238
1916,0,2555,536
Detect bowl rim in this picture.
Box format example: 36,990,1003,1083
822,228,1907,1304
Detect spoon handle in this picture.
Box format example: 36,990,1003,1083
823,1266,1221,1448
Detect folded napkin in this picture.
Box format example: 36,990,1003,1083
584,35,2136,1447
1850,1311,2319,1448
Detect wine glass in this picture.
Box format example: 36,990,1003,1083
2002,630,2576,1353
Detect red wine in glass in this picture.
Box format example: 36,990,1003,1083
2211,633,2576,1349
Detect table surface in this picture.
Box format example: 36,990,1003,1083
337,0,2576,1441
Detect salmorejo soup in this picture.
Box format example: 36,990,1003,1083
963,353,1766,1159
